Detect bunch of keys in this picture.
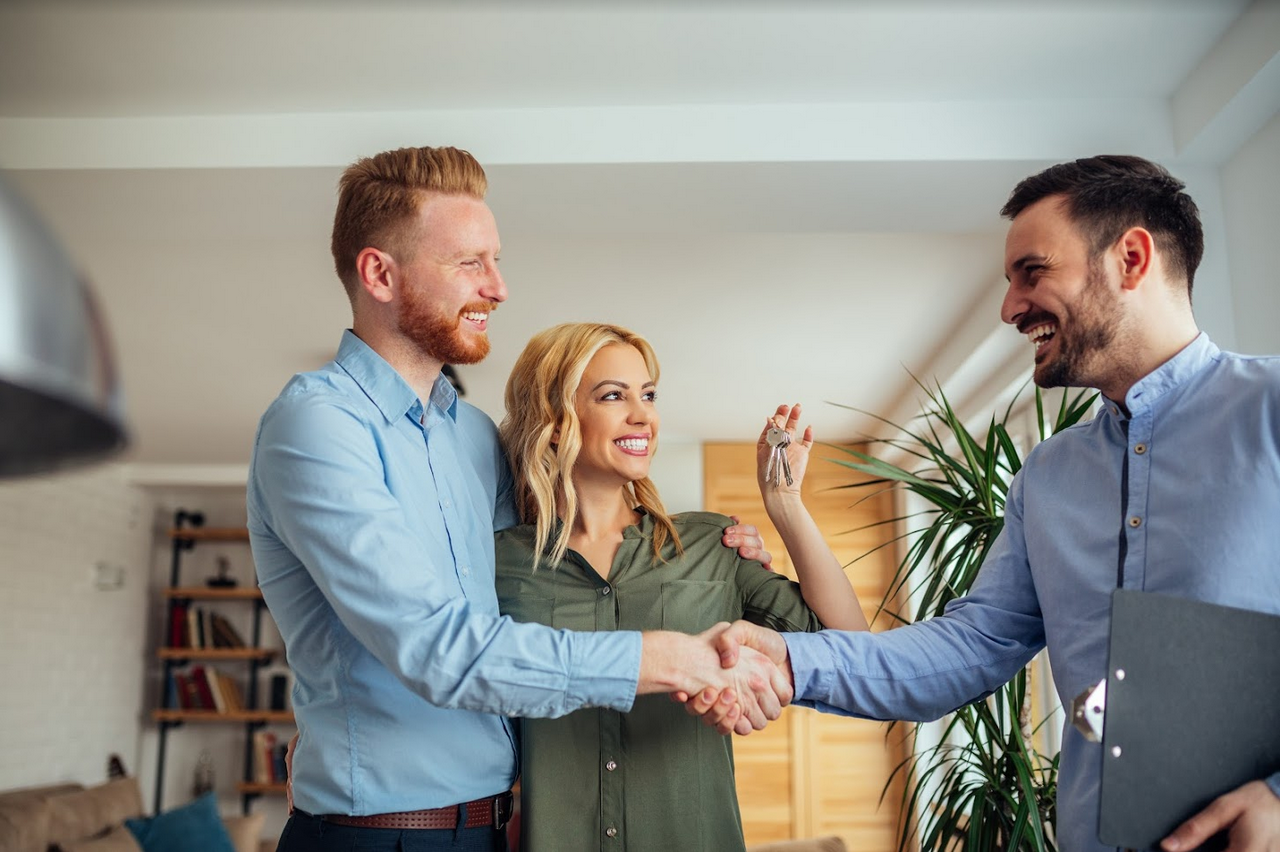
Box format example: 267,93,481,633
765,425,793,487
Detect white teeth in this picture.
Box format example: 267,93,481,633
1026,323,1057,349
462,312,488,322
615,438,649,452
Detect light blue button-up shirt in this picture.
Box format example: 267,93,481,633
785,334,1280,852
247,330,642,816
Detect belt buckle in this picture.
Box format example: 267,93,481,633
493,792,513,829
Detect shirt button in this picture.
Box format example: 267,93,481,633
605,827,618,838
605,760,617,771
442,499,451,509
1134,443,1147,454
1128,516,1142,528
461,566,470,577
600,587,611,597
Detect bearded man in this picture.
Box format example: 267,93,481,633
695,156,1280,852
247,146,790,852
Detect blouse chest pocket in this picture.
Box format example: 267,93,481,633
660,580,730,634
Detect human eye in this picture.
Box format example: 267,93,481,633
600,390,622,401
642,389,657,403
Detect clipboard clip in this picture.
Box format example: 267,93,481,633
1071,677,1107,742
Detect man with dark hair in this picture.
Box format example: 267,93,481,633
248,146,790,852
694,155,1280,851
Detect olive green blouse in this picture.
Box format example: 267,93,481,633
495,511,826,852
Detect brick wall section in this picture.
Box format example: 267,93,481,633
0,462,152,788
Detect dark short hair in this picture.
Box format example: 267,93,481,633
1001,155,1204,299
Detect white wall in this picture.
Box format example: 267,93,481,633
1220,113,1280,356
0,463,151,788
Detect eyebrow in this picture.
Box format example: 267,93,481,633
589,379,657,392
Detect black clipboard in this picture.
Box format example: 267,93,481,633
1098,590,1280,849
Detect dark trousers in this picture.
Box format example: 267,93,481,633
277,811,507,852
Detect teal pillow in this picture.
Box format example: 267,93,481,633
124,792,236,852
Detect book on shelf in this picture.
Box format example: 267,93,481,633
271,741,288,785
168,602,188,648
186,607,200,649
253,730,279,784
174,672,205,711
202,666,227,713
189,666,216,710
216,671,244,712
209,612,246,648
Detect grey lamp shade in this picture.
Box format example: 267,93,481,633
0,175,127,477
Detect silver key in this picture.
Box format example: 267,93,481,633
765,426,793,487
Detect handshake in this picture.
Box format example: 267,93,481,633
663,620,794,736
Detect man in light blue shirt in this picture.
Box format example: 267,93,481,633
248,146,790,852
698,156,1280,851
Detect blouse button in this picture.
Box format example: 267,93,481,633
1128,516,1142,528
600,587,611,596
1134,443,1147,454
605,827,618,838
605,760,618,771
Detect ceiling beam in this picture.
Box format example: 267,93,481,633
0,99,1175,171
1172,0,1280,163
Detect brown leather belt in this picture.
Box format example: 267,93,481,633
320,792,513,830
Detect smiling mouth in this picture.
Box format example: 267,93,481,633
461,310,490,329
1026,321,1057,353
614,437,649,455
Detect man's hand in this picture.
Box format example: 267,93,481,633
642,624,791,736
684,620,793,735
285,732,298,813
722,516,773,570
1162,780,1280,851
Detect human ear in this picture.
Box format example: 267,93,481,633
355,247,396,304
1115,226,1155,291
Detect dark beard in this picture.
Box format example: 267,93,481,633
398,290,491,366
1035,259,1117,389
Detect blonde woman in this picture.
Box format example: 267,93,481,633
495,322,868,852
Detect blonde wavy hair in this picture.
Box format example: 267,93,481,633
500,322,684,570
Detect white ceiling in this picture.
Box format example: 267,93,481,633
1,0,1276,468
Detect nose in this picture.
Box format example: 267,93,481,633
627,396,651,425
1000,281,1027,327
481,262,507,304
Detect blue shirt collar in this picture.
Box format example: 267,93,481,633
1101,332,1218,420
334,329,459,425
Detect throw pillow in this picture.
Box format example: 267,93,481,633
220,812,265,852
60,824,144,852
47,778,145,847
124,793,236,852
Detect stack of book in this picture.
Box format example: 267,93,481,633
167,666,245,712
168,605,247,649
252,730,289,784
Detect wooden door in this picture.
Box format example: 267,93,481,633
703,441,907,850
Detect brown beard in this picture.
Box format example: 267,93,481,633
398,291,493,366
1035,257,1118,389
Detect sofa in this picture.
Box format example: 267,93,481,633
0,774,844,852
0,776,266,852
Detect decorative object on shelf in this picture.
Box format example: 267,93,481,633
0,175,127,478
268,672,289,712
207,556,238,588
193,750,215,797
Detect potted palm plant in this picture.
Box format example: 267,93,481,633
830,381,1096,852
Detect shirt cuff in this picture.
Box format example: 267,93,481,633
783,631,832,704
566,629,643,713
